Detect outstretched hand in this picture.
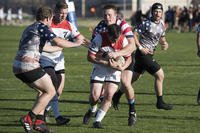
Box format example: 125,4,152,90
82,38,91,48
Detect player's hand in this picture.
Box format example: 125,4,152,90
140,47,153,55
82,38,90,48
107,51,120,59
161,42,169,50
197,50,200,57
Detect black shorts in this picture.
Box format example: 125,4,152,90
133,50,160,75
125,53,135,71
15,67,46,83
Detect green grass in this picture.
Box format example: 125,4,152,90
0,25,200,133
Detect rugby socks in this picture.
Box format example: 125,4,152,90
28,111,36,120
128,99,136,114
49,95,61,118
90,104,97,113
95,109,106,122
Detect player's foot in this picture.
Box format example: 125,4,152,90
83,109,94,125
33,119,53,133
19,115,33,133
93,121,103,128
128,112,136,126
112,92,122,110
55,116,70,126
156,102,173,110
197,89,200,105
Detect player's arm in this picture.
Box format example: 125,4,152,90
133,31,153,55
108,37,135,59
197,32,200,57
159,36,169,50
43,43,63,52
52,37,83,48
87,52,109,66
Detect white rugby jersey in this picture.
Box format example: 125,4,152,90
13,22,56,74
135,18,166,52
40,20,80,64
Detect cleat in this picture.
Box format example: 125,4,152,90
33,119,53,133
112,92,121,110
197,89,200,105
128,112,136,126
19,115,33,133
93,121,103,128
55,116,70,126
83,109,94,125
156,102,173,110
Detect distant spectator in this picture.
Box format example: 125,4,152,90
17,7,23,24
6,8,12,24
0,6,4,25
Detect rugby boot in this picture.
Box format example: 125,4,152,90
55,116,70,126
83,109,94,125
19,115,33,133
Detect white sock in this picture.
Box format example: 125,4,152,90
95,109,106,122
49,95,61,118
90,104,97,113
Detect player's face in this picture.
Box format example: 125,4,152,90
103,9,117,25
152,9,163,22
54,8,68,22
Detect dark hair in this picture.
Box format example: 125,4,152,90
107,24,121,43
54,1,68,11
36,6,53,21
103,4,117,12
151,3,163,12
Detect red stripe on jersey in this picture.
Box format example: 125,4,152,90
51,20,72,31
122,27,132,35
101,33,124,51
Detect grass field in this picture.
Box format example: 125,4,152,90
0,25,200,133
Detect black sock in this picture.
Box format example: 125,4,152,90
129,103,136,114
28,111,36,120
157,96,164,104
36,115,44,121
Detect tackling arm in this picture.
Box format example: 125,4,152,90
108,37,136,59
52,37,83,48
43,43,63,52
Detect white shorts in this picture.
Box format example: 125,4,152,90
40,56,65,71
90,64,121,83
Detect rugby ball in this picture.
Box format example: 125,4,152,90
115,56,125,66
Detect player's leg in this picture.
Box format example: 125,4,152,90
153,68,173,110
93,82,118,128
83,82,103,124
54,72,70,125
112,58,135,109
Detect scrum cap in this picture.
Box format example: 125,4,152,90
151,3,163,12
